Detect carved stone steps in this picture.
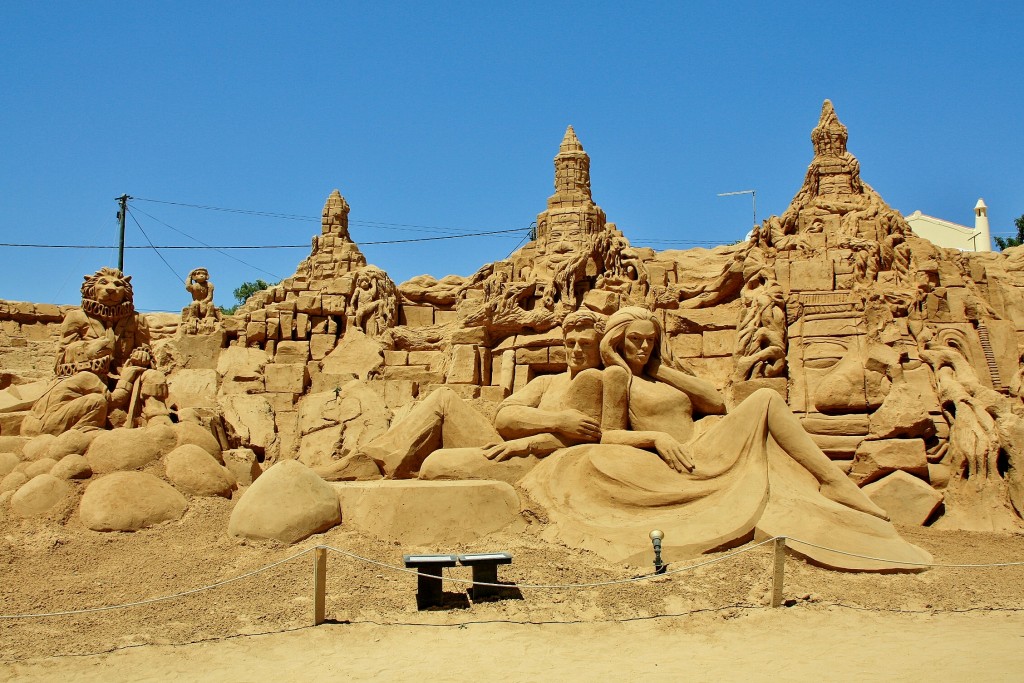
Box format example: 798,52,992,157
976,323,1006,393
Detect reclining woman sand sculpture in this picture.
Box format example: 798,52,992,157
521,306,933,571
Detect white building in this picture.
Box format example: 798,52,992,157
905,198,992,252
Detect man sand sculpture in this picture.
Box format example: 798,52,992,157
320,309,606,480
21,267,171,436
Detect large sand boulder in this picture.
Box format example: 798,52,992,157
85,428,164,474
80,471,187,531
11,474,71,517
46,428,99,461
0,436,28,457
172,421,223,461
1,471,29,493
51,454,92,480
228,460,341,543
22,434,57,461
0,452,20,477
164,444,236,497
24,457,57,478
862,471,944,526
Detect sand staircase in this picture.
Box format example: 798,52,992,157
976,322,1006,393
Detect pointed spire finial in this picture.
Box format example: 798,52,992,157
811,99,848,156
559,125,584,153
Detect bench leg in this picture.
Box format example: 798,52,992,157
416,566,446,607
470,564,500,601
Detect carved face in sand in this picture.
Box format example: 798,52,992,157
534,219,595,277
81,267,133,307
564,326,601,374
623,320,658,375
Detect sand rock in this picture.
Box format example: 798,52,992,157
221,448,261,486
0,379,47,412
11,474,71,517
23,434,57,461
321,330,384,381
164,444,236,497
228,460,341,543
863,471,944,526
850,439,928,486
0,490,12,516
147,423,180,455
173,420,223,460
52,454,92,480
24,457,57,478
80,472,187,531
0,435,28,457
216,346,269,395
85,428,164,474
221,394,275,451
167,368,219,409
1,471,29,493
314,451,382,481
420,447,538,485
868,383,936,439
297,382,390,468
46,429,99,460
0,452,20,477
331,480,521,545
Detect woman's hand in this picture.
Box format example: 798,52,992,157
654,433,694,472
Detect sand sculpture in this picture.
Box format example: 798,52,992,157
2,101,1023,571
182,267,221,334
20,267,172,435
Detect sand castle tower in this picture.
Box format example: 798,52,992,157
535,126,608,242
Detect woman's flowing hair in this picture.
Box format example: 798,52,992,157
600,306,688,380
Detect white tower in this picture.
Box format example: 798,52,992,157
974,198,992,252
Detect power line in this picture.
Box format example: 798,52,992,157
0,227,529,251
130,205,283,280
126,209,185,285
132,196,515,235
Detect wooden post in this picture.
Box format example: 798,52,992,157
313,546,327,625
771,537,786,608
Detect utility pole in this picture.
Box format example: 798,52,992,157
116,194,131,272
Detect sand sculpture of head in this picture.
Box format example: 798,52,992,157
80,267,135,319
600,306,683,380
561,308,605,375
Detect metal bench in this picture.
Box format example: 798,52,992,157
403,553,459,608
458,552,513,601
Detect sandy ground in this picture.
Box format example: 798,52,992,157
4,492,1024,680
4,609,1024,681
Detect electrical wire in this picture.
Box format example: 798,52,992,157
126,208,185,285
129,204,283,280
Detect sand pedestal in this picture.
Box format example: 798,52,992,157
331,480,522,545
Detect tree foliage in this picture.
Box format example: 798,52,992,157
219,279,275,315
994,214,1024,251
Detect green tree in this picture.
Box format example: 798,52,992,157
994,214,1024,250
219,279,274,315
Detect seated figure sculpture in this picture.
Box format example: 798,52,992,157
182,267,221,334
520,306,933,571
324,309,606,480
21,267,171,436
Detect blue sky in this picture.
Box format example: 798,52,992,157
2,2,1022,312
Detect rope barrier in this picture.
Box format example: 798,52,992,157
322,538,777,589
0,548,313,620
4,535,1024,621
